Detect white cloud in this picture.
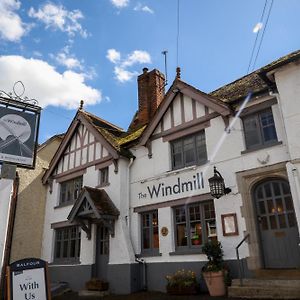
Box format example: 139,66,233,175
106,49,121,64
53,46,83,70
33,51,42,57
110,0,129,8
0,0,28,42
114,66,137,82
106,49,151,82
134,3,154,14
0,55,101,109
253,22,263,33
122,50,151,67
56,52,82,69
28,2,88,38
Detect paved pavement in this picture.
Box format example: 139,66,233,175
53,291,262,300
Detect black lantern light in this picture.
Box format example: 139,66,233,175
208,166,231,199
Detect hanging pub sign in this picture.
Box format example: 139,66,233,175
0,93,41,169
7,258,51,300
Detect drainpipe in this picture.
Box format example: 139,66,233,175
286,162,300,237
127,157,148,291
0,174,19,300
126,157,136,257
135,257,147,291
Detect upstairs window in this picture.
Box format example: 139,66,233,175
243,108,278,150
99,167,109,186
54,226,81,263
60,176,83,205
141,210,159,255
171,131,207,170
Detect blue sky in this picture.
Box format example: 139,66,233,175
0,0,299,143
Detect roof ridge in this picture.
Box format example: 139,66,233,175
82,110,124,132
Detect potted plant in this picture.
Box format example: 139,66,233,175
202,240,227,296
191,234,201,245
165,269,198,295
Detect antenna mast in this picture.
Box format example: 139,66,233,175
161,50,168,87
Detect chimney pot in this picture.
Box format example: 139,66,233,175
143,67,149,74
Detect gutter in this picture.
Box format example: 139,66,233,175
0,174,19,300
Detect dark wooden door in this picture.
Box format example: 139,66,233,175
254,179,300,268
96,225,109,280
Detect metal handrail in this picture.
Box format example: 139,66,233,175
236,233,250,286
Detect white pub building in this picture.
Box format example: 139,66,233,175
41,50,300,294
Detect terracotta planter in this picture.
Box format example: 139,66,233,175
203,270,226,296
166,285,198,295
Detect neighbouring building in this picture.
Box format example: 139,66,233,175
41,50,300,294
10,134,64,262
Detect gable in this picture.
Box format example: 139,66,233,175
143,79,231,145
54,123,111,176
43,110,122,184
153,93,211,136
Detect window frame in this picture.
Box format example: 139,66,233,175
99,167,109,187
53,226,81,264
59,176,83,206
173,201,216,253
170,130,207,170
242,108,278,151
140,210,160,256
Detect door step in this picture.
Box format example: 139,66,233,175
228,279,300,299
78,290,110,297
255,269,300,279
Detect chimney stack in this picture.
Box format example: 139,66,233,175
135,68,165,128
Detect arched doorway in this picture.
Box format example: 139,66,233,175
253,179,300,268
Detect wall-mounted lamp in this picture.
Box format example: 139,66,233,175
208,166,231,199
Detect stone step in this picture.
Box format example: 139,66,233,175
78,290,110,297
255,269,300,279
228,285,300,299
232,278,300,288
50,281,71,298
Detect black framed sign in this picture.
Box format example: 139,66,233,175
7,258,51,300
0,98,41,169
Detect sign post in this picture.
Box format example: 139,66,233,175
6,258,51,300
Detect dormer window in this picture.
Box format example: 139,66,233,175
171,131,207,170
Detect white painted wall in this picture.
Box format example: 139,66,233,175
275,64,300,161
129,93,291,263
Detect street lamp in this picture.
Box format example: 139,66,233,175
208,166,231,199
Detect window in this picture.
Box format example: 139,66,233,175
60,176,83,205
174,201,215,250
171,131,207,170
99,167,109,186
243,108,278,150
141,210,159,255
54,226,81,262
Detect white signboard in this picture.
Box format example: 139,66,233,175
12,268,47,300
7,258,50,300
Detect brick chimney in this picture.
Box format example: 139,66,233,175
130,68,165,129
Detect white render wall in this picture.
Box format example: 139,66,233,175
130,91,291,263
0,178,14,280
42,157,134,266
275,64,300,231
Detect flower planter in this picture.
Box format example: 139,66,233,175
166,285,198,295
203,270,226,296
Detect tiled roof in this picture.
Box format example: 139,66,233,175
84,186,119,217
81,110,145,157
210,49,300,103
